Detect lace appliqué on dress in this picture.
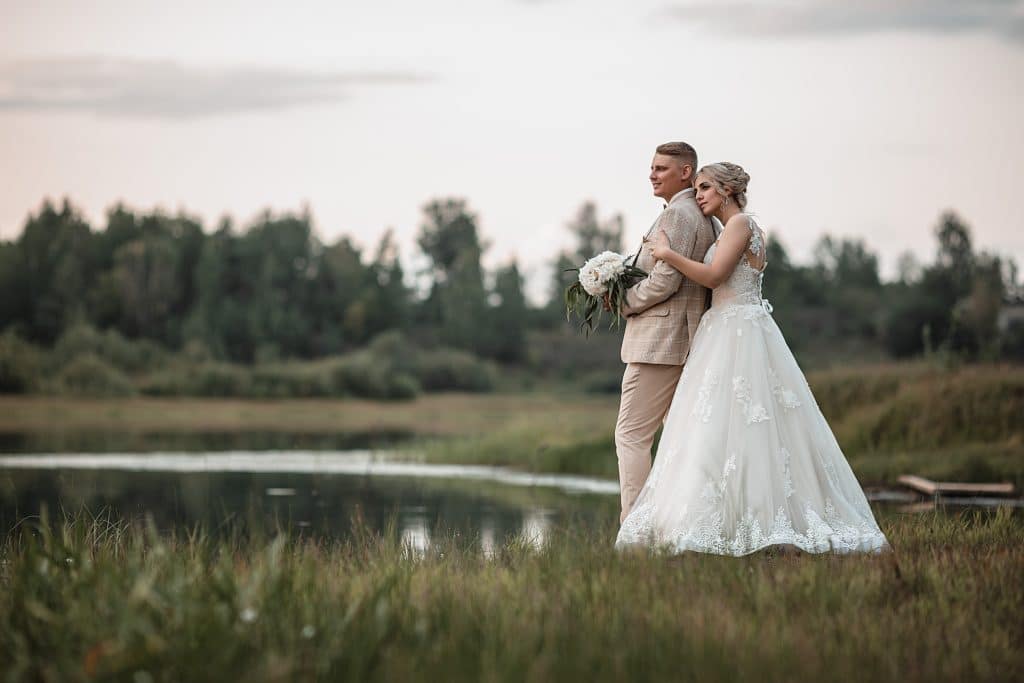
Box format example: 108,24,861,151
780,447,795,498
732,376,769,424
769,368,802,410
701,453,737,503
691,369,720,424
641,497,888,556
746,215,763,256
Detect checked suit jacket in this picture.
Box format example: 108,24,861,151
620,188,716,366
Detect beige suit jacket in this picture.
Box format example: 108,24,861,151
620,188,715,365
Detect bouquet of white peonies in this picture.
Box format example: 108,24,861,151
564,251,647,335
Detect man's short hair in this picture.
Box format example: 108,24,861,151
655,141,698,172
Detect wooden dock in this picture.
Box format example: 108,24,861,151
897,475,1016,497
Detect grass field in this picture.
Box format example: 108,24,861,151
0,392,616,438
3,362,1022,487
1,364,1022,681
0,508,1021,682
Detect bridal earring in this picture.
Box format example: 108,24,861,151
722,195,730,207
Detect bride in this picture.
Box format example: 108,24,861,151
615,162,889,556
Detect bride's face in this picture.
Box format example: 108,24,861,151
694,174,725,216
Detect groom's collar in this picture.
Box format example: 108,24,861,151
664,187,694,208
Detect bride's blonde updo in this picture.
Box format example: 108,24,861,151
697,162,751,210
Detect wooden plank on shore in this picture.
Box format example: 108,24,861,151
898,475,938,495
897,475,1016,497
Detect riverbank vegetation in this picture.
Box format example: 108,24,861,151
2,361,1022,488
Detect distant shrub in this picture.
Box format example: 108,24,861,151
416,349,496,392
139,362,251,397
362,332,494,394
581,370,623,395
525,329,622,381
186,363,252,397
367,331,419,373
329,352,420,401
386,374,421,401
55,354,135,397
180,339,214,363
137,369,186,396
0,332,43,394
249,364,333,398
53,323,167,374
139,355,421,400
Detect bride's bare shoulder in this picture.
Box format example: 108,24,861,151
720,213,754,238
724,212,757,226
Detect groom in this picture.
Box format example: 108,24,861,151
615,141,715,524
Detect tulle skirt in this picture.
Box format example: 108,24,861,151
615,302,889,556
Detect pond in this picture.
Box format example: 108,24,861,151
1,434,1018,552
0,449,618,552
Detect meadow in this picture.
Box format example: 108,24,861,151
0,508,1021,682
2,361,1022,681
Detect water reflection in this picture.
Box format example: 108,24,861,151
400,514,431,557
521,509,553,548
0,463,614,553
2,448,1015,556
480,517,498,558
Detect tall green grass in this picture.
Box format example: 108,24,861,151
1,508,1021,682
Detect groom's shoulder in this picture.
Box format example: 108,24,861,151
660,196,706,224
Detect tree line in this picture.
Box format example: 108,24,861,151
1,196,1021,375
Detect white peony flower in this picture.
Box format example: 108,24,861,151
579,251,627,296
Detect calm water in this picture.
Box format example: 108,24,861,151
0,448,617,551
1,432,1016,551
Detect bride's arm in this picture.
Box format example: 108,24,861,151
648,215,749,289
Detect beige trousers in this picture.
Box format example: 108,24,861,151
615,362,684,524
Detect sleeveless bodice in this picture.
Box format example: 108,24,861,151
704,215,768,310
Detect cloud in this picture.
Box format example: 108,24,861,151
661,0,1024,44
0,56,432,119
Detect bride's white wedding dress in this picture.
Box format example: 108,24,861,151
615,215,889,556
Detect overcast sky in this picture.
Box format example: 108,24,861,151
1,0,1021,300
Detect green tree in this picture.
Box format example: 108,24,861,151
313,236,371,353
240,211,318,360
810,236,882,339
362,230,410,340
417,199,489,354
189,220,255,361
811,236,880,289
934,210,975,299
486,261,528,363
16,199,96,344
884,211,978,357
546,201,625,323
110,236,180,342
761,237,820,350
0,241,27,334
952,252,1005,358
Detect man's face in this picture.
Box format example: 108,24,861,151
649,154,689,202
